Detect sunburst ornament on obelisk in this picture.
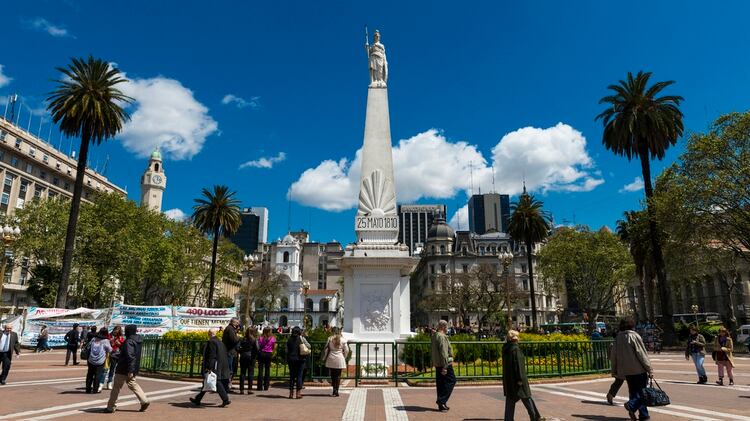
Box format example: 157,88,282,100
340,29,417,342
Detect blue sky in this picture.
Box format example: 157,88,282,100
1,1,749,244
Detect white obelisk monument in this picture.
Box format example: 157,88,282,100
340,30,418,341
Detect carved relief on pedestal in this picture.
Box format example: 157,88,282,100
360,284,392,332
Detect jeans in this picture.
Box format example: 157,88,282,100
435,365,456,405
239,355,255,393
691,353,706,377
107,358,118,383
609,377,625,397
625,373,649,419
227,353,237,378
288,360,304,391
257,352,272,390
106,373,149,411
86,363,104,393
194,378,229,404
36,338,50,352
65,346,78,365
504,396,541,421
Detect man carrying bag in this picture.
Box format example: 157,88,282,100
190,328,231,407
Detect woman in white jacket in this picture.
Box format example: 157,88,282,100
322,328,348,396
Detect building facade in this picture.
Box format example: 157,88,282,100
397,204,446,255
411,217,560,330
467,193,510,234
0,117,127,312
229,207,269,255
140,149,166,212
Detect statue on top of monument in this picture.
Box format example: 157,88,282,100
365,28,388,88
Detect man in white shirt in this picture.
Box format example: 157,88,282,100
0,324,21,385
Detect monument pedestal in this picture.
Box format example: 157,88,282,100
340,246,417,341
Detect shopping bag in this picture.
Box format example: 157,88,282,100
641,378,670,407
202,371,217,392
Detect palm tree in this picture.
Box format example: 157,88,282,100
192,185,241,307
508,187,551,330
597,71,683,343
47,56,133,308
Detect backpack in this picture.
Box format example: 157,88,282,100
80,341,92,360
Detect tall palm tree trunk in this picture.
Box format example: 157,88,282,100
207,226,220,307
639,150,676,344
525,240,538,330
55,135,91,308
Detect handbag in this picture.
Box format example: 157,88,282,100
711,350,717,361
299,340,311,356
80,342,92,360
202,371,217,392
640,378,670,407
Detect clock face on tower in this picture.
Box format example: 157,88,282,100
152,175,163,185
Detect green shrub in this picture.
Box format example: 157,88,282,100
400,333,431,372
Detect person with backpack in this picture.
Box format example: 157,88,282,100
64,323,82,365
256,327,276,391
105,325,149,413
85,327,112,394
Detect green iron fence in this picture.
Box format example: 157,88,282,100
141,338,613,386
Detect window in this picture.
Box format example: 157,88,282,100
24,163,33,174
440,245,446,254
283,251,290,263
521,264,527,273
28,147,35,157
430,265,435,274
1,174,14,213
523,279,529,291
55,162,61,170
0,151,4,161
52,177,60,186
10,157,18,167
16,179,29,209
66,167,72,175
34,185,45,199
14,139,21,149
440,264,447,273
431,245,436,255
3,252,13,283
462,264,469,273
64,182,70,190
42,154,49,164
19,258,29,285
0,130,6,142
479,246,485,256
155,163,160,172
48,190,58,198
40,171,47,180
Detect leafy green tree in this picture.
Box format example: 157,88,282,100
47,56,133,308
616,210,657,321
538,227,634,332
27,265,61,307
596,70,684,343
192,186,242,307
507,188,551,329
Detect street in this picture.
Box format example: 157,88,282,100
1,351,748,420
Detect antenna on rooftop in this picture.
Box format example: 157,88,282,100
469,161,474,196
287,189,292,232
492,165,496,193
47,120,53,144
101,155,110,176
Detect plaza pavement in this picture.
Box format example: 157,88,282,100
1,350,749,420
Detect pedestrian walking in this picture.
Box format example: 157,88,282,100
85,328,112,394
190,328,231,407
0,323,21,385
606,319,628,405
64,323,81,366
256,327,275,391
714,326,735,386
286,326,306,399
238,327,258,395
611,317,652,421
105,324,149,413
431,320,455,412
103,326,125,390
502,330,544,421
322,327,347,397
685,325,708,384
36,325,50,353
222,317,241,389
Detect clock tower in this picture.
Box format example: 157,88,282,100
141,149,166,212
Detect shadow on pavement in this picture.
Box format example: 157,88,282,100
581,400,611,406
396,405,439,412
572,416,628,420
170,402,208,409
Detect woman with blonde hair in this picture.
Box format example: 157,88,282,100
322,327,348,396
714,326,735,386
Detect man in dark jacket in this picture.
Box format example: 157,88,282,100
105,325,149,413
0,323,21,384
191,328,231,407
221,318,240,388
502,330,544,421
64,323,81,366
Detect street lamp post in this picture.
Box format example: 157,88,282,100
0,225,21,308
242,254,258,327
499,251,514,330
302,280,311,329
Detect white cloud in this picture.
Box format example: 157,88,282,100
26,18,74,38
619,176,644,193
239,152,286,169
222,94,260,109
164,208,187,221
119,76,218,160
449,204,469,230
290,124,603,215
0,65,11,88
